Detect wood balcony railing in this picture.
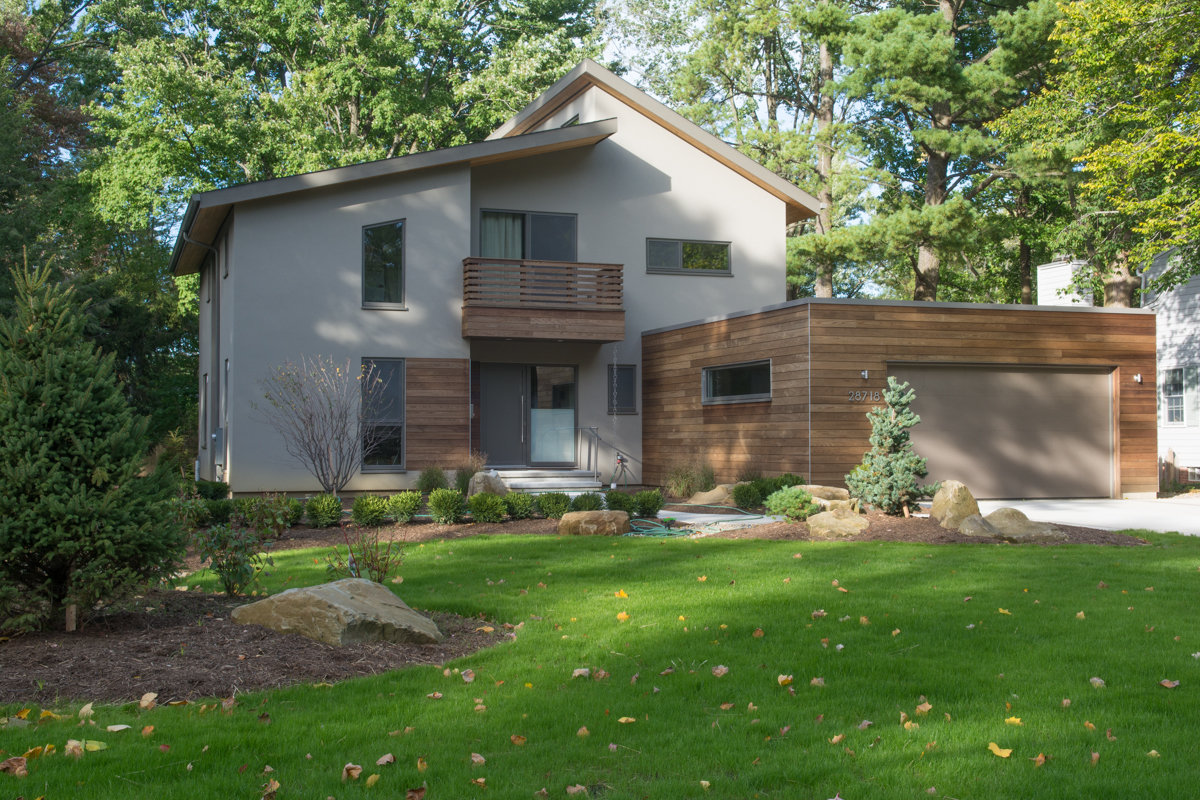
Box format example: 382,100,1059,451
461,258,625,342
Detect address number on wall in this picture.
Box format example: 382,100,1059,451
847,390,882,402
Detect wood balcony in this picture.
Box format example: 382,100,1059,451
461,257,625,342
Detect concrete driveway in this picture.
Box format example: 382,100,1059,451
976,495,1200,536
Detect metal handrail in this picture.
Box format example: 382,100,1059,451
574,426,643,483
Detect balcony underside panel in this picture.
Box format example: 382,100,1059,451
461,305,625,342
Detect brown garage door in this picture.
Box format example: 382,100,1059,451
888,364,1114,499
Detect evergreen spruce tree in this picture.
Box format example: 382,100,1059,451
845,377,935,516
0,266,184,631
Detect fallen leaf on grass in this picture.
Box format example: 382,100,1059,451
417,757,428,772
462,669,476,684
1062,698,1072,707
262,777,281,799
1160,680,1180,689
1147,750,1161,757
1084,721,1096,730
342,763,363,781
752,628,764,638
904,721,919,731
1031,753,1046,767
829,734,845,744
78,702,94,720
572,668,590,679
812,609,826,619
1106,728,1116,741
64,740,83,758
777,675,793,686
998,608,1011,616
858,720,873,730
0,756,28,777
142,725,154,737
712,665,729,678
810,677,825,687
106,724,131,732
700,780,711,790
618,717,636,724
698,576,707,582
614,590,628,598
377,753,396,766
1091,752,1100,765
511,734,527,745
616,611,630,622
915,702,932,715
426,692,443,700
405,786,427,800
1005,717,1022,726
576,727,589,737
139,692,157,710
366,774,380,788
471,777,486,787
159,744,171,753
988,742,1012,758
566,785,589,795
1090,677,1106,688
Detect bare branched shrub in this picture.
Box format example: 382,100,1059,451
256,356,392,493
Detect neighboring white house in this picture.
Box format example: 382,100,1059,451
169,59,820,493
1035,257,1093,307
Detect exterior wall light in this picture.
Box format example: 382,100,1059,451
1133,373,1143,383
860,370,869,380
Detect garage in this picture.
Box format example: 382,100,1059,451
889,364,1115,499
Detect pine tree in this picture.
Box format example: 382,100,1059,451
0,266,184,631
845,377,935,516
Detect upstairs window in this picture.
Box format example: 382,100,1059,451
481,210,576,262
363,220,405,307
702,360,771,405
647,238,730,275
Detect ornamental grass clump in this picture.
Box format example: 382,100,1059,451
845,376,937,516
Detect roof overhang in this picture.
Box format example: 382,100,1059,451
169,118,618,276
489,59,820,226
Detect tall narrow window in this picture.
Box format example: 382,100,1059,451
608,364,637,414
702,360,771,405
481,210,576,261
647,238,731,274
363,220,405,306
362,358,405,469
1163,368,1185,425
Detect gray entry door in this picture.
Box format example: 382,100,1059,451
480,363,526,466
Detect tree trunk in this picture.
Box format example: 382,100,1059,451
814,31,836,299
1103,250,1139,307
914,150,949,300
1018,237,1032,304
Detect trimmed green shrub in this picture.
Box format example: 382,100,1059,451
351,494,388,527
195,523,272,596
196,480,230,500
731,483,762,510
307,493,343,528
0,266,184,630
286,498,306,527
751,473,806,501
428,488,466,524
206,498,235,525
633,489,664,518
468,492,507,523
536,492,570,519
504,492,536,520
664,461,716,498
386,491,422,523
605,490,634,514
845,377,936,515
569,492,604,512
417,467,449,493
764,486,822,522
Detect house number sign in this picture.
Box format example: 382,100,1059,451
847,390,882,402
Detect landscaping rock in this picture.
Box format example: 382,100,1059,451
467,471,508,497
957,514,999,538
800,485,851,502
558,510,631,536
231,578,444,646
687,484,738,506
806,508,870,539
984,507,1068,543
930,480,980,531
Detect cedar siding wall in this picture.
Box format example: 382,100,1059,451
642,301,1158,496
405,358,471,469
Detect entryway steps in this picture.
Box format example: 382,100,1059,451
494,469,603,494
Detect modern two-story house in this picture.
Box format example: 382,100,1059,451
170,59,821,493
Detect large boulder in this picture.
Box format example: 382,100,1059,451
231,578,443,646
930,480,980,531
687,484,738,506
984,507,1068,544
957,514,999,538
467,471,508,497
799,485,851,502
806,508,870,539
558,510,631,536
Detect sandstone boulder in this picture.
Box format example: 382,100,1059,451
799,485,851,502
806,508,870,539
984,507,1068,543
931,480,980,531
687,484,737,506
957,514,999,538
559,510,631,536
467,471,508,497
231,578,443,646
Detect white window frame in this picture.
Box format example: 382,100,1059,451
1162,367,1185,426
702,359,771,405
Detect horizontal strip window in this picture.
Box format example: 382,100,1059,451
702,359,771,405
647,238,731,275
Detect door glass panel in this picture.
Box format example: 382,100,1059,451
530,366,575,463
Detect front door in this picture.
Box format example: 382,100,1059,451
479,363,576,467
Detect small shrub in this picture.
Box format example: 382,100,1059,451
232,496,254,523
235,493,291,540
195,523,272,596
327,528,402,583
286,497,306,527
428,488,466,524
764,486,822,522
664,461,716,498
731,483,762,510
504,492,536,520
605,490,634,514
417,467,449,493
205,498,235,525
174,493,209,530
752,473,806,500
468,492,507,523
569,492,605,512
845,377,936,515
307,493,343,528
633,489,664,518
386,491,422,523
536,492,570,519
351,494,388,527
195,480,230,500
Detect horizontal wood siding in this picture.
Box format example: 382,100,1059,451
642,301,1157,496
461,306,626,342
406,358,470,468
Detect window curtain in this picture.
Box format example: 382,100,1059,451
481,211,524,259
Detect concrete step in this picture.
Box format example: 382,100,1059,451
495,469,603,494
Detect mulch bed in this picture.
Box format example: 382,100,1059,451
1,509,1144,706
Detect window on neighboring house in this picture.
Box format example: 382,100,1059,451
647,238,731,275
480,210,576,262
608,364,637,414
363,220,405,307
1163,368,1185,425
362,358,405,469
702,360,771,405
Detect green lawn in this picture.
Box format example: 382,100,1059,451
4,531,1200,799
